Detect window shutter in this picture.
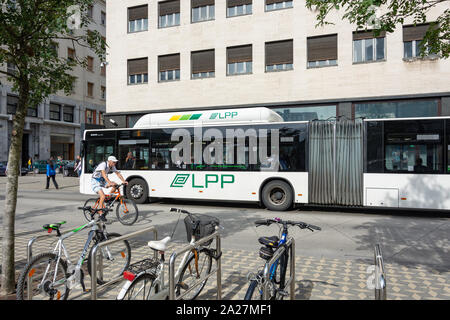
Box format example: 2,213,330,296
192,50,215,73
265,40,293,65
159,54,180,72
228,0,252,7
403,24,431,41
159,0,180,16
307,34,338,62
191,0,215,8
227,45,252,63
128,58,148,75
353,30,386,40
128,5,148,21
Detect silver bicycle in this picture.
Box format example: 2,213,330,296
16,207,131,300
117,208,221,300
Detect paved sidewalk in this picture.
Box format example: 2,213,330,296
5,230,449,300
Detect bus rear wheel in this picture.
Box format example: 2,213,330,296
126,178,148,204
261,180,293,211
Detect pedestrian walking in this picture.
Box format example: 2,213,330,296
46,157,59,189
74,155,82,177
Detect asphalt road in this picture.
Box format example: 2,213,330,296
1,175,449,272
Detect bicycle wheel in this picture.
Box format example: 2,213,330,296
83,198,99,221
16,253,69,300
176,249,212,300
244,278,262,300
87,232,131,285
122,274,159,300
116,198,139,225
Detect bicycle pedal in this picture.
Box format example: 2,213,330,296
278,289,289,297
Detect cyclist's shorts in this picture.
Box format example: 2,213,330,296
91,178,106,193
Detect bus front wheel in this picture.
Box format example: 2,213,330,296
126,178,148,204
261,180,293,211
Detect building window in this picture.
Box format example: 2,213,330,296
403,23,437,59
101,11,106,26
101,86,106,100
67,48,76,61
307,34,338,68
128,58,148,85
355,99,440,119
274,105,337,121
6,62,16,75
227,45,252,76
191,49,215,79
265,40,293,72
227,0,252,17
158,54,180,82
87,82,94,97
63,105,74,123
86,109,96,124
49,103,61,121
353,31,386,63
265,0,293,12
7,95,18,115
101,63,106,77
159,0,180,28
27,105,38,117
99,112,104,126
128,5,148,33
87,56,94,72
87,5,93,19
192,0,215,23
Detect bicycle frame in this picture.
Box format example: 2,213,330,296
34,219,104,297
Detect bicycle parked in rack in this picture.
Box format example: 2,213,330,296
244,218,321,300
83,183,139,226
117,208,221,300
16,207,131,300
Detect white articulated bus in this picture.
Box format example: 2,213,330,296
80,108,450,211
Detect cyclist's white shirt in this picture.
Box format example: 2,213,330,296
92,161,119,179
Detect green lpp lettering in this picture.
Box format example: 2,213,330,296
192,175,204,188
221,175,235,188
205,174,219,188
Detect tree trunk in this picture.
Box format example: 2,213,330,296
0,81,29,295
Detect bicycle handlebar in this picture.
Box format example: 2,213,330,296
255,218,321,232
170,207,190,215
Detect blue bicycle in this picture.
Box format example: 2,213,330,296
244,218,321,300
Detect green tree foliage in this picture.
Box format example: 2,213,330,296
305,0,450,58
0,0,105,295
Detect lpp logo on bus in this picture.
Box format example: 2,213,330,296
67,5,82,30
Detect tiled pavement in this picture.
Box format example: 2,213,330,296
3,230,449,301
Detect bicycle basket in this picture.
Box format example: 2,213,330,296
184,214,220,246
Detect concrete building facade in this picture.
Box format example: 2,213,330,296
0,0,107,164
104,0,450,128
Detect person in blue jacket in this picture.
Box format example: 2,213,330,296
46,157,59,189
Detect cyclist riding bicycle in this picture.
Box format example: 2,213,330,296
91,155,128,221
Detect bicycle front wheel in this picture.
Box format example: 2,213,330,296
16,253,69,300
122,274,159,300
116,198,139,225
87,232,131,285
176,249,212,300
244,279,262,300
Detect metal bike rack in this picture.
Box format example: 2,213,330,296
90,226,158,300
374,244,387,300
262,237,295,300
168,231,222,300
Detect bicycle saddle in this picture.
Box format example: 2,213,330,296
43,221,66,233
148,236,171,252
258,236,279,247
